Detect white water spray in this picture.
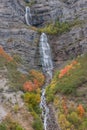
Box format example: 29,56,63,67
25,6,32,25
40,33,53,130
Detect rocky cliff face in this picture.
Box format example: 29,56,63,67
0,0,40,71
31,0,87,68
0,0,87,129
31,0,87,26
0,0,87,70
49,22,87,68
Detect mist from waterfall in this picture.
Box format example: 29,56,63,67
25,6,32,26
40,33,53,130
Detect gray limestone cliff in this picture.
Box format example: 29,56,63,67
0,0,87,70
31,0,87,26
0,0,40,71
0,1,87,129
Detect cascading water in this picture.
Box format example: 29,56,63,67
40,33,53,130
39,33,53,79
25,6,32,25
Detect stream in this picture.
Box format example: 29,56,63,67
25,7,58,129
25,6,32,25
39,33,54,130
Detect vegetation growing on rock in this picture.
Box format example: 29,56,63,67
0,0,87,129
46,54,87,101
0,47,44,130
46,54,87,130
23,69,45,92
38,21,70,35
38,19,84,35
0,47,45,91
0,115,24,130
23,90,43,130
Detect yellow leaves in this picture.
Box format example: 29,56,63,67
55,95,86,130
58,114,71,130
36,88,41,94
50,80,56,89
54,97,59,107
23,92,41,105
36,94,41,103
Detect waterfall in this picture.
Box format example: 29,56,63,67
39,33,53,79
40,33,53,130
25,6,32,25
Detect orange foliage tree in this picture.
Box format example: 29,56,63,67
77,104,85,117
0,46,13,61
23,70,45,92
30,69,45,87
59,60,77,78
62,97,68,114
23,81,34,92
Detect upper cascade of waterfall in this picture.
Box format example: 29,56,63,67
39,33,53,79
25,6,32,26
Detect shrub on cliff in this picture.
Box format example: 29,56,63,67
0,46,13,62
23,70,45,92
38,19,84,35
0,115,24,130
46,54,87,130
38,21,70,35
32,116,43,130
46,54,87,102
23,91,43,130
